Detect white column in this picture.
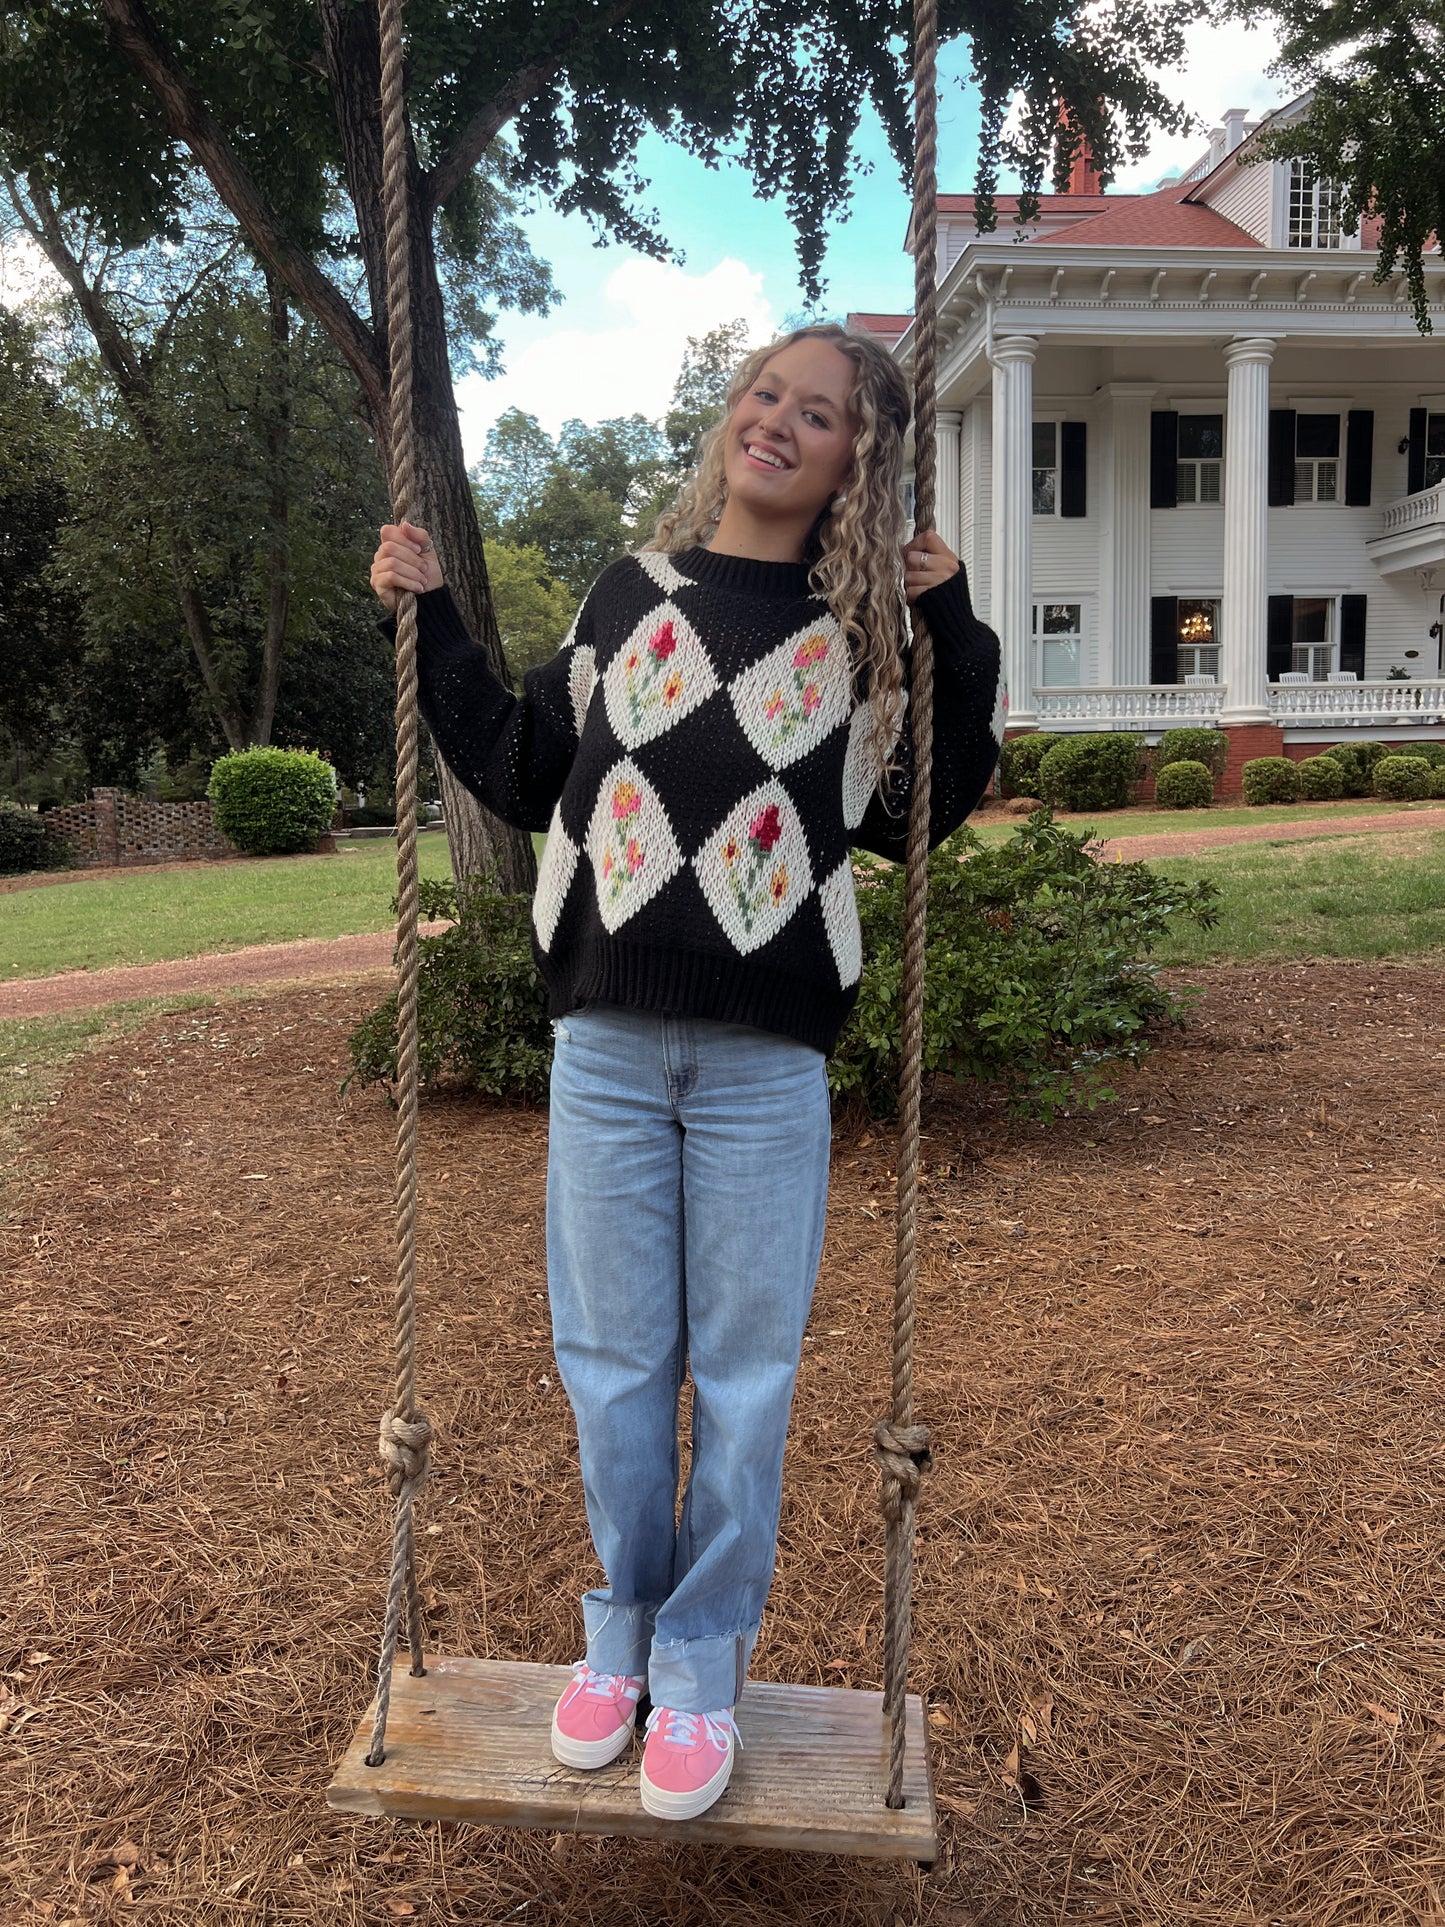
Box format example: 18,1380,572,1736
1220,336,1277,723
989,336,1038,726
933,409,963,560
1098,383,1155,686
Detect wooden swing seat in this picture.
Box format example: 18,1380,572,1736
327,1657,937,1860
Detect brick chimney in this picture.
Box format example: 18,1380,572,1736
1057,103,1102,195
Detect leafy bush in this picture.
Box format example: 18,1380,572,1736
1373,754,1432,801
997,732,1064,797
1430,769,1445,799
1037,733,1144,813
831,812,1219,1118
207,747,338,855
1400,741,1445,768
1154,759,1213,809
347,879,553,1101
1154,727,1227,782
348,816,1220,1123
0,804,71,875
1241,757,1300,805
1321,741,1390,797
1296,755,1345,801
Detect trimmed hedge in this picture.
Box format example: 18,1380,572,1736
1431,769,1445,799
1154,759,1213,809
1037,733,1144,813
0,804,71,875
1296,755,1345,801
1154,727,1228,782
207,747,338,855
1373,754,1432,801
1241,757,1300,805
998,732,1064,797
1321,741,1390,798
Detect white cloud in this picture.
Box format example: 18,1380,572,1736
457,254,773,462
1113,16,1287,190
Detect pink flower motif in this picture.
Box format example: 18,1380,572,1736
611,781,641,820
793,633,829,669
764,689,785,721
801,682,821,718
626,836,645,875
649,621,678,662
749,803,783,854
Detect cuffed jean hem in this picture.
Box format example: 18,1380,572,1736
583,1589,760,1713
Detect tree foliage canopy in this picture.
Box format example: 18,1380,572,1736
1229,0,1445,331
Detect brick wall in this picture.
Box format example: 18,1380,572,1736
42,789,236,867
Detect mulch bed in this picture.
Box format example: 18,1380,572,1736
3,964,1443,1925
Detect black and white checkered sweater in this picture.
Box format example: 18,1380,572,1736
413,543,1004,1055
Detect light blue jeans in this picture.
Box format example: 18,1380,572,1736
546,1003,833,1714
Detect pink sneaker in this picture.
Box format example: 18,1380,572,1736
639,1705,741,1819
549,1662,645,1769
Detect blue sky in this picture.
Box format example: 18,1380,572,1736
457,14,1285,464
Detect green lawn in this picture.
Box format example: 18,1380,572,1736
970,796,1436,844
1152,828,1445,965
4,836,454,978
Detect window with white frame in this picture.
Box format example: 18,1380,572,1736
1176,415,1223,504
1427,413,1445,490
1294,413,1341,502
1288,161,1343,248
1176,599,1221,681
1033,602,1082,685
1032,422,1058,515
1292,597,1336,680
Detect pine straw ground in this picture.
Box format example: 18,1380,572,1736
3,963,1444,1927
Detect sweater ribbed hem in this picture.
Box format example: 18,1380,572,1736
538,937,855,1057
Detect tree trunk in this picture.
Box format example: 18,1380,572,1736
251,265,292,747
318,0,536,895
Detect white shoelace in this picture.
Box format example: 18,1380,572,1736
644,1705,742,1752
571,1662,642,1705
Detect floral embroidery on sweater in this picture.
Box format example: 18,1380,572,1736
729,617,850,769
584,759,683,933
602,601,718,748
694,780,814,954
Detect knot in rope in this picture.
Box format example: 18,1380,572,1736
379,1406,433,1497
874,1419,933,1523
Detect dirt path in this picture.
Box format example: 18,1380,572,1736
0,923,449,1020
1096,803,1445,862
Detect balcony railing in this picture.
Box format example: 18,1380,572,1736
1030,680,1445,729
1378,480,1445,538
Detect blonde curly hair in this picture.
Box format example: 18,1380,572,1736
644,323,912,768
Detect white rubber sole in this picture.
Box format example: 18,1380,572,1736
549,1711,638,1770
638,1743,735,1820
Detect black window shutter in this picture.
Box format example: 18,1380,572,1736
1268,409,1297,506
1339,595,1367,678
1345,411,1374,507
1408,408,1428,494
1267,596,1294,682
1059,421,1087,517
1150,597,1179,684
1150,412,1178,510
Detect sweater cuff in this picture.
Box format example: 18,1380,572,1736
377,584,474,655
914,566,974,632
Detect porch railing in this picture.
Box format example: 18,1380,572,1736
1029,680,1445,729
1032,684,1225,726
1268,678,1445,724
1378,481,1445,538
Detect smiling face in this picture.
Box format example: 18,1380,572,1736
720,337,858,539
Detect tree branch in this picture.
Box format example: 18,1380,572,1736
424,0,640,215
96,0,388,417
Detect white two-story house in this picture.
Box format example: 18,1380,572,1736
853,98,1445,789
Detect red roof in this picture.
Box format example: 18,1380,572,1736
847,312,911,340
1034,181,1262,248
935,193,1119,216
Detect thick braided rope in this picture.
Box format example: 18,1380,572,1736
365,0,432,1769
875,0,940,1812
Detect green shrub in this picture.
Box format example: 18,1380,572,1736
1154,727,1228,782
1373,754,1432,801
1036,733,1144,813
207,747,338,855
1430,769,1445,799
1321,740,1391,798
1241,757,1300,805
347,879,554,1101
997,732,1064,798
1400,741,1445,768
832,813,1218,1117
1296,755,1345,801
0,805,71,875
1154,759,1213,809
348,816,1220,1123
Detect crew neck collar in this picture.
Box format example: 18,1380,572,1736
673,545,814,600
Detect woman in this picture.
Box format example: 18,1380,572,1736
371,323,1003,1821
